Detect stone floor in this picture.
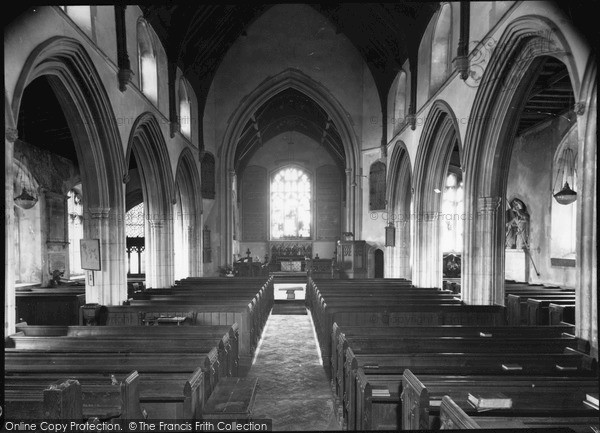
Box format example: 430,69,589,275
246,310,341,431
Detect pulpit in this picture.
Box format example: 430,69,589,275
336,240,367,279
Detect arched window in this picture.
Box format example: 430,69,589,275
369,161,386,211
137,19,158,104
270,167,311,239
125,202,145,276
60,6,93,36
394,71,407,134
178,78,192,140
441,172,464,253
430,3,452,93
67,188,84,278
201,153,216,199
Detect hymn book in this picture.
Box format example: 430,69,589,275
501,363,523,371
468,392,513,410
584,393,599,410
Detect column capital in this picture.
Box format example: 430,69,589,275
89,207,111,219
574,102,586,116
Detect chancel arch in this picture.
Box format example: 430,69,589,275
412,101,462,289
385,141,412,279
8,36,126,322
125,112,175,289
219,68,360,267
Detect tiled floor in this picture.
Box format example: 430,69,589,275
247,311,341,431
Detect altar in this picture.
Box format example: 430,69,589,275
280,260,303,272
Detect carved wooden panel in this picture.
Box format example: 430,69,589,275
241,165,268,241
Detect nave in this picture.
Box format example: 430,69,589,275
4,276,599,431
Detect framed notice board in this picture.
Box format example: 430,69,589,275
80,239,101,270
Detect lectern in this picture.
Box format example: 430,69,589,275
336,240,367,279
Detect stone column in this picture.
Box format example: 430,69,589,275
397,219,412,280
5,127,17,337
85,207,127,306
345,168,353,234
463,196,503,305
576,93,597,357
147,218,172,288
413,211,441,288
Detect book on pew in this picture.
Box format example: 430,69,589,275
555,364,578,371
501,363,523,371
468,392,513,410
584,393,599,410
430,398,443,407
372,388,390,397
479,332,492,337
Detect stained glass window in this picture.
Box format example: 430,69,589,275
270,167,311,239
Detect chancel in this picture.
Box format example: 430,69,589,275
4,2,597,431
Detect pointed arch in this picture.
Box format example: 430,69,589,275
386,141,413,279
461,13,593,338
174,148,203,278
413,100,462,288
126,112,175,288
9,36,126,311
218,68,361,266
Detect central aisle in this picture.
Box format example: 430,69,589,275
246,310,340,431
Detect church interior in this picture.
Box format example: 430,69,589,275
3,2,598,431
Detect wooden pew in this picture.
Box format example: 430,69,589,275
4,378,83,420
506,292,575,326
345,346,597,430
329,322,576,398
9,332,234,381
334,332,580,406
5,371,144,421
14,323,240,377
526,298,576,326
549,303,576,326
6,348,219,419
6,370,205,420
16,291,86,326
353,369,599,430
439,395,599,431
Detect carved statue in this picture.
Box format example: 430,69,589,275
505,199,530,249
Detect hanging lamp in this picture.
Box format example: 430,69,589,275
553,147,577,205
14,153,38,209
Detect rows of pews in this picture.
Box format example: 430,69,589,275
307,277,598,431
505,281,576,326
4,277,274,423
